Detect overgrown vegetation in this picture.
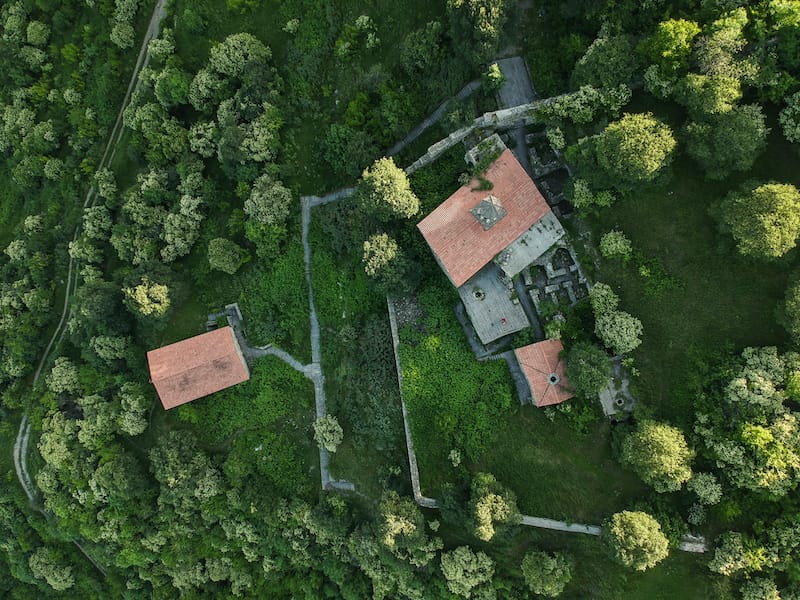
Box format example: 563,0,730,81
4,0,800,597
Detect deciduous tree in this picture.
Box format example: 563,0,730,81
687,472,723,505
676,73,741,116
565,342,612,399
595,113,676,186
780,91,800,143
82,206,112,240
362,233,411,295
719,182,800,260
685,104,768,180
244,174,292,227
521,550,573,597
599,230,633,261
46,357,80,395
208,33,271,78
572,35,638,89
446,0,508,65
696,347,800,497
779,274,800,346
122,277,171,318
602,511,669,571
116,382,150,436
313,415,343,453
440,546,495,598
639,19,701,77
207,238,248,275
470,472,520,542
400,21,443,75
621,420,693,492
595,311,643,355
708,531,758,576
357,157,420,222
741,578,781,600
378,491,442,567
28,547,74,591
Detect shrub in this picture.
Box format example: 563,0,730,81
314,415,343,452
588,283,619,315
207,238,249,274
595,310,643,355
599,230,633,261
521,550,573,597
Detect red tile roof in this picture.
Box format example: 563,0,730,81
417,149,552,287
514,340,574,408
147,326,250,410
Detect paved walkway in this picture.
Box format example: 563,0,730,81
496,57,537,107
304,187,355,208
251,346,307,372
496,57,537,177
300,194,356,492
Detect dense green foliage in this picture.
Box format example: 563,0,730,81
362,232,412,295
565,342,612,399
594,112,676,186
719,182,800,260
521,550,573,597
601,511,669,572
5,0,800,597
357,157,421,222
400,283,513,464
620,420,693,493
685,104,768,180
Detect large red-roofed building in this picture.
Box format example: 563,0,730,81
147,326,250,410
417,149,554,288
417,148,566,345
514,339,574,407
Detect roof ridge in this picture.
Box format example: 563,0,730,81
149,328,237,381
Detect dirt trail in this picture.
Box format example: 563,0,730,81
13,1,171,576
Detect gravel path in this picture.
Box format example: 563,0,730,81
249,345,307,373
386,79,481,157
301,195,355,492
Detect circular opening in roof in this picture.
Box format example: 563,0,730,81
548,373,560,385
473,288,486,301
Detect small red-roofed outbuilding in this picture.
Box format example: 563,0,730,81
147,326,250,410
514,339,574,407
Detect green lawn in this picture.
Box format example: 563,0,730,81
525,530,729,600
476,408,647,523
592,150,793,427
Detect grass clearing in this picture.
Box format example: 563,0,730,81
476,408,646,523
593,147,793,427
399,276,645,524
